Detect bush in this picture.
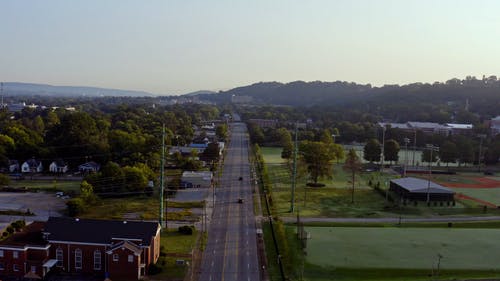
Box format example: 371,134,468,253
11,220,25,231
178,225,194,235
6,226,14,234
0,173,10,186
66,198,87,217
147,262,163,275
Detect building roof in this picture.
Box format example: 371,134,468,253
44,217,159,246
107,240,142,255
0,221,48,247
407,122,448,130
391,177,455,194
24,158,41,167
445,123,473,129
378,122,410,129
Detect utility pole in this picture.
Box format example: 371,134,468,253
381,126,386,171
412,129,417,167
403,138,410,177
426,144,439,205
290,122,298,213
159,124,165,228
477,134,486,172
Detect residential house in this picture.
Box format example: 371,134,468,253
0,222,53,280
181,171,213,188
490,116,500,135
8,160,19,173
78,161,100,174
43,217,161,281
21,159,43,173
49,159,69,173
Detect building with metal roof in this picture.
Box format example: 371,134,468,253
389,177,455,203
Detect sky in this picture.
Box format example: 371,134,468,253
1,0,500,95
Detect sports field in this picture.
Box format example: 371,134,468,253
306,226,500,270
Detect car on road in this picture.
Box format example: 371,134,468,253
238,198,244,203
238,176,243,181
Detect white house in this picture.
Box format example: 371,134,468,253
21,159,43,173
181,171,213,188
8,160,19,173
78,161,100,173
49,160,68,173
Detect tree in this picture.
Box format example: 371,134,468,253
279,128,293,159
123,166,149,192
299,141,337,185
66,198,86,217
384,139,400,164
439,141,458,166
215,124,228,141
364,139,381,163
343,149,362,203
202,142,220,163
80,180,97,204
422,148,438,164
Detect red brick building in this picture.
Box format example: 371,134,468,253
43,217,161,280
0,222,54,280
0,217,161,281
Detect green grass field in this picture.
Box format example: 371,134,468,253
454,188,500,206
9,179,81,193
300,226,500,280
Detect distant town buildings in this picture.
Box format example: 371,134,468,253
181,171,213,188
378,121,473,135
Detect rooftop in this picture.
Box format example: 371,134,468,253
44,217,159,246
0,221,47,247
391,177,455,194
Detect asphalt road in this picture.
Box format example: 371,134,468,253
198,121,260,281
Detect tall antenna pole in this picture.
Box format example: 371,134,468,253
290,122,298,213
159,124,165,228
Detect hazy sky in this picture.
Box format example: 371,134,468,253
1,0,500,95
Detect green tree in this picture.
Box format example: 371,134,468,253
279,128,293,159
299,141,337,184
80,180,97,204
215,124,228,141
66,198,86,217
384,139,400,164
364,139,381,163
343,149,362,203
439,141,458,166
123,166,148,192
422,148,438,164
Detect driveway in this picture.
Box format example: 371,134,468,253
0,191,66,224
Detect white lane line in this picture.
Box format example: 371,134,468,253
247,263,250,269
211,261,214,267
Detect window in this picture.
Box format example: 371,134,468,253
113,254,119,262
94,250,101,270
128,255,133,263
74,249,82,269
13,251,19,259
0,262,4,270
56,248,63,267
31,265,37,273
13,264,19,271
0,250,3,257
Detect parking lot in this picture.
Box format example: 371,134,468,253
0,191,66,227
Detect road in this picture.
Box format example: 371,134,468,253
198,120,260,281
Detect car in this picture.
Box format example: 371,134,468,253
238,176,243,181
55,191,64,197
238,198,244,203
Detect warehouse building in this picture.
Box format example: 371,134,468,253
389,177,455,204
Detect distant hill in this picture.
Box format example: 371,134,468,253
195,78,500,117
1,82,157,97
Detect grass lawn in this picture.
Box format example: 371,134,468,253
261,147,285,164
150,228,198,280
454,188,500,206
9,179,81,193
80,196,201,221
300,226,500,280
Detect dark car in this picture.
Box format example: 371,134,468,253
238,176,243,181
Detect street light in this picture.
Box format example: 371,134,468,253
426,144,439,205
477,134,486,172
403,138,410,177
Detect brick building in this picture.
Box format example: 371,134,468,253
0,217,161,281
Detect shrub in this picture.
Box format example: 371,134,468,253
147,263,162,275
6,226,14,234
66,198,87,217
0,174,10,186
178,225,194,235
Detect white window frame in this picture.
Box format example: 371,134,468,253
0,250,3,257
13,264,19,271
74,249,82,269
31,265,37,273
94,250,101,270
13,251,19,259
128,254,133,263
113,253,119,262
56,248,63,267
0,262,4,270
